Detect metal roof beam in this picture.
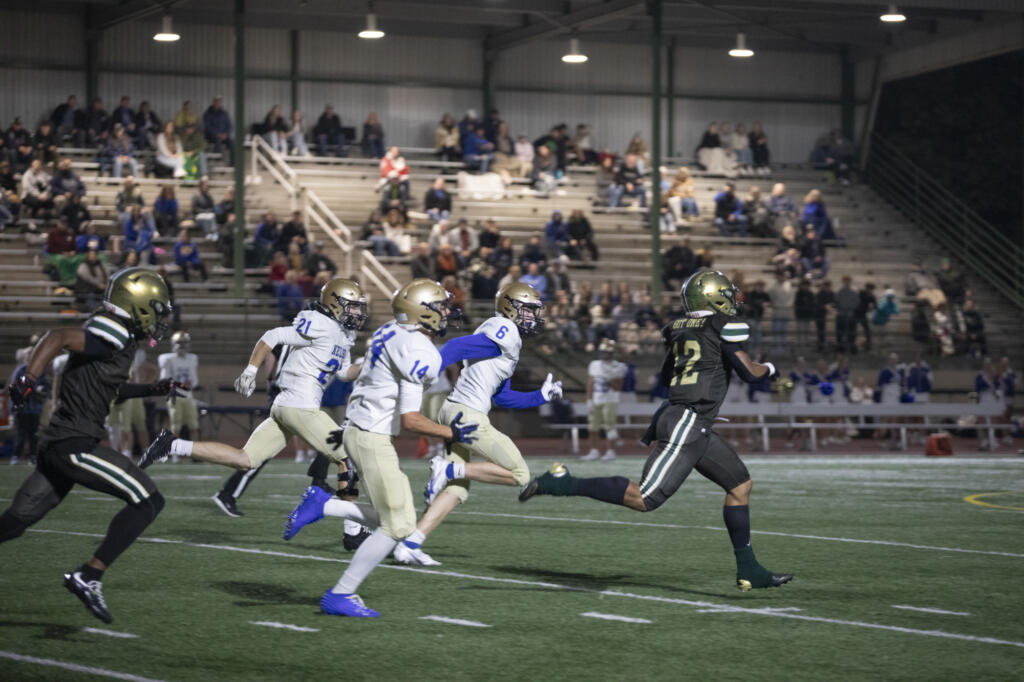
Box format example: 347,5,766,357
484,0,645,53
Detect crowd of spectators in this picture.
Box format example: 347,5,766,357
695,121,771,176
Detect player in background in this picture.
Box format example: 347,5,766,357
9,355,51,465
141,279,368,474
158,331,200,445
107,348,150,458
521,271,793,591
0,268,180,622
282,279,479,617
398,282,562,566
581,338,627,461
999,356,1016,443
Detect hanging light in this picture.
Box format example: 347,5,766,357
358,2,385,39
561,37,588,63
880,4,906,22
153,15,180,42
728,32,753,58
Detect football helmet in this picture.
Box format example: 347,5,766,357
319,278,368,331
495,282,544,336
681,270,742,317
598,338,616,358
392,278,457,337
104,267,172,341
171,330,191,353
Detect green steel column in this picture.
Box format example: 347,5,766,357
232,0,246,296
483,48,495,114
840,44,855,140
666,38,675,159
84,5,100,104
290,30,299,113
649,0,663,301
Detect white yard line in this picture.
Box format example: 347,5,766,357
0,650,163,682
892,605,971,616
82,627,140,639
580,612,652,624
25,528,1024,650
250,621,320,632
419,615,492,628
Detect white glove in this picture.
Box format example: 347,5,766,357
234,364,258,398
540,372,563,401
763,362,778,380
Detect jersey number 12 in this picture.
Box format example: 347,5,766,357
671,340,701,386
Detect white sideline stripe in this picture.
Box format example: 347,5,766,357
697,606,803,614
419,615,492,628
26,529,1024,650
892,605,971,616
83,627,140,639
581,612,652,624
0,650,163,682
452,511,1024,559
250,621,320,632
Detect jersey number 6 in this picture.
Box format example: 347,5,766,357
671,340,701,386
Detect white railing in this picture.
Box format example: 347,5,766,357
250,134,298,211
302,188,353,277
359,250,401,300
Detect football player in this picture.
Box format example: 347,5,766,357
282,278,479,617
403,282,562,565
521,271,793,591
0,268,180,622
158,331,200,442
582,338,628,461
107,347,150,458
141,279,368,474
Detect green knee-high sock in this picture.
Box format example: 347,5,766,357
536,472,581,496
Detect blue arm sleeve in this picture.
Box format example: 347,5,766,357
492,378,546,409
438,333,502,371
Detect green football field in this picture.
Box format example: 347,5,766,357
1,454,1023,681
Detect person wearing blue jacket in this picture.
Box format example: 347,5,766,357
174,226,208,282
714,182,748,237
202,96,233,164
905,355,931,403
123,205,156,263
544,210,569,257
462,125,494,173
802,189,837,240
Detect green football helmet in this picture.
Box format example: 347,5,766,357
104,267,173,340
680,270,741,317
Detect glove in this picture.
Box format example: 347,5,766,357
540,372,563,401
151,378,188,401
326,428,346,451
9,374,36,410
763,362,778,380
337,456,360,498
234,364,258,398
448,411,479,445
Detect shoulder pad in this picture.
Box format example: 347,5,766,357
84,314,131,350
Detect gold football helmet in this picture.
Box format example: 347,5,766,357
392,278,457,336
105,267,172,340
681,270,741,317
320,278,368,330
495,282,544,336
171,330,191,352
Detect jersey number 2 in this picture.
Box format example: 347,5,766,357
671,340,701,386
317,358,340,385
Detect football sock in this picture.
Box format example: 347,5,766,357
79,563,104,582
323,498,379,527
170,439,193,457
306,453,331,482
723,505,751,550
333,529,396,594
445,461,465,480
343,519,363,536
94,492,165,567
402,529,426,549
536,472,581,496
577,476,631,505
220,470,245,498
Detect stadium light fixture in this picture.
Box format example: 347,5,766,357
880,4,906,22
153,15,180,42
358,3,385,39
561,37,588,64
728,33,754,58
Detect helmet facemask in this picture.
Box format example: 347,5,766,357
423,293,460,337
146,299,173,342
329,292,368,331
509,298,544,336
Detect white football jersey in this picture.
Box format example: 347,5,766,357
346,320,441,436
274,309,356,409
448,315,522,415
589,359,628,405
158,352,200,399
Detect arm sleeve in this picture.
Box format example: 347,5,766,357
259,324,315,349
115,383,157,402
492,378,546,410
398,378,425,415
81,330,117,360
438,333,502,370
722,342,761,383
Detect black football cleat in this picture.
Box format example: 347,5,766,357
64,571,112,623
211,492,244,517
343,527,372,551
139,429,175,469
736,572,795,591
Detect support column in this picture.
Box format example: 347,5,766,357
84,5,100,104
666,38,675,159
290,30,300,114
232,0,247,296
840,44,855,140
648,0,663,301
482,47,496,114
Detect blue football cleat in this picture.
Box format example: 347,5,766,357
320,590,379,617
283,486,330,540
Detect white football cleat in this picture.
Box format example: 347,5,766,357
601,449,617,461
424,455,449,505
580,448,601,461
393,543,442,566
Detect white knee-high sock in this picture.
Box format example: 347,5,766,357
323,498,379,528
343,519,363,535
333,529,396,594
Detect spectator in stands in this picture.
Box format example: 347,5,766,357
260,105,288,154
666,167,698,225
483,109,502,144
904,261,945,308
771,223,802,278
472,263,500,301
697,245,714,274
462,125,495,173
156,121,186,178
434,243,459,279
32,120,58,171
383,208,412,255
713,182,747,237
215,186,234,228
174,225,208,282
766,271,794,355
961,297,986,358
696,122,734,176
595,155,616,205
448,218,478,262
442,275,466,321
84,98,110,147
76,220,105,253
855,282,877,352
547,254,572,295
625,132,649,169
544,210,569,257
422,177,452,223
110,96,135,136
492,121,528,180
519,235,546,271
106,123,138,178
4,118,33,172
435,113,459,162
312,104,344,157
276,270,304,322
661,237,696,291
123,205,156,262
766,182,797,236
203,96,233,163
20,159,54,219
0,186,15,229
410,241,433,280
571,124,598,165
378,172,409,217
872,287,900,339
749,122,770,174
520,262,548,300
181,121,207,178
732,123,753,172
834,276,858,354
74,249,109,310
794,279,815,348
50,158,86,210
515,133,535,175
285,110,309,156
489,236,514,276
534,126,567,173
305,241,337,279
814,280,835,353
910,299,933,349
936,257,966,307
44,217,78,283
458,110,479,150
379,146,410,192
802,189,836,240
134,100,160,150
567,209,598,261
173,100,198,131
268,250,288,285
743,185,770,236
116,175,144,223
189,178,217,239
801,225,830,279
51,95,84,146
60,192,91,234
153,185,179,234
811,129,853,184
479,219,501,249
253,211,280,261
609,154,646,209
932,302,955,356
362,112,385,158
278,210,308,254
743,280,769,355
532,145,558,193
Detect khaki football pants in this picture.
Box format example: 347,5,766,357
168,398,199,435
342,425,416,540
439,400,530,503
242,405,342,468
588,402,618,433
